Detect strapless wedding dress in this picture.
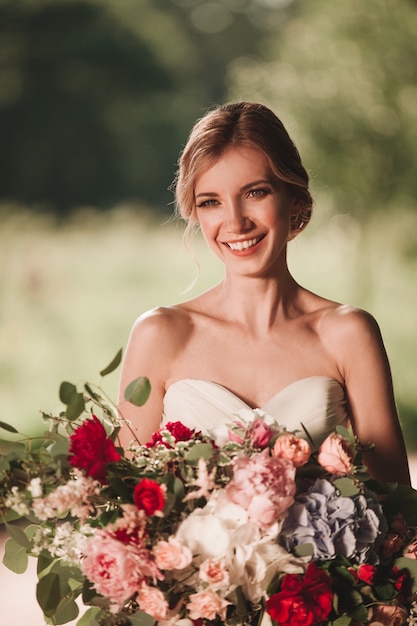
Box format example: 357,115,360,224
162,375,348,449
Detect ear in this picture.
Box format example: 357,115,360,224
287,199,304,241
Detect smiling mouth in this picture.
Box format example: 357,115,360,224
226,235,265,251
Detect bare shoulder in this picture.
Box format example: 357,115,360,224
319,303,382,344
127,305,194,356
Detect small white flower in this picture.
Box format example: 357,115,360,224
28,477,43,498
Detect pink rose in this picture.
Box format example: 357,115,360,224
272,434,311,467
81,529,160,607
153,537,192,570
317,433,354,475
225,450,295,527
137,582,169,620
250,419,275,448
199,558,230,590
187,588,230,621
368,604,408,626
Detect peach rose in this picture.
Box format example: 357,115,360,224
153,536,192,570
368,604,408,626
272,433,311,467
137,582,169,620
187,588,230,621
317,432,354,475
199,557,230,589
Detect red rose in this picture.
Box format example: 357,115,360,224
69,415,121,482
133,478,165,515
145,421,197,448
357,564,377,584
266,562,333,626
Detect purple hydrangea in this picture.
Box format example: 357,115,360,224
280,478,387,562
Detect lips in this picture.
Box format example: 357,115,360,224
226,235,265,251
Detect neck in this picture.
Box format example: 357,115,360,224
216,269,300,333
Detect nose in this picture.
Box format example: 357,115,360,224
224,198,252,232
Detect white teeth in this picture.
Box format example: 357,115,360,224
228,237,261,251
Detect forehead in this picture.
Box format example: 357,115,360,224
195,146,273,191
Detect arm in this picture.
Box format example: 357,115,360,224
117,308,180,449
327,306,410,485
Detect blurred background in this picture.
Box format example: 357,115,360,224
1,0,417,621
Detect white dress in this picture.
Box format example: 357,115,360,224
162,375,348,449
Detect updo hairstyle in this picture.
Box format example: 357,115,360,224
174,102,313,237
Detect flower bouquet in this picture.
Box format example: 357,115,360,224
1,351,417,626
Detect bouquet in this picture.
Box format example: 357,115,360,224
1,350,417,626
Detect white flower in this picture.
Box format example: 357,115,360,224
5,486,30,516
28,477,43,498
183,458,217,502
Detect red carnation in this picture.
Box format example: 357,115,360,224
133,478,165,516
266,562,333,626
145,421,197,448
68,415,121,482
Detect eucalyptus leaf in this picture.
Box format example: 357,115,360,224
66,393,86,421
184,442,214,463
293,543,314,558
2,537,28,573
124,376,151,407
53,597,80,625
333,476,360,497
5,523,32,549
59,381,78,404
99,348,123,377
76,607,101,626
331,616,352,626
0,420,19,433
129,610,156,626
0,439,26,455
37,571,61,616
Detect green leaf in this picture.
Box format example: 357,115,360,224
184,442,214,463
124,376,151,407
99,348,123,377
53,597,80,625
129,610,156,626
0,420,19,433
50,437,70,458
37,571,61,616
293,543,314,558
5,523,32,549
331,616,352,626
2,537,28,573
0,439,26,455
333,476,360,497
76,607,101,626
59,382,85,420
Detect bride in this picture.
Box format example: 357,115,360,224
118,101,410,486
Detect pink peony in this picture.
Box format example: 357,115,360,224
81,529,161,607
317,433,354,475
225,450,295,527
137,582,169,620
272,434,311,467
199,558,230,590
187,588,230,621
153,536,192,570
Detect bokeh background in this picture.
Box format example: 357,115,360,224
1,0,417,623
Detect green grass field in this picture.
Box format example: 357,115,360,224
1,203,416,450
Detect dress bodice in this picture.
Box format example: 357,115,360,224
162,376,348,449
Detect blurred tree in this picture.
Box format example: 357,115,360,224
228,0,417,221
0,0,298,214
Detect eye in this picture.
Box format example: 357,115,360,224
196,198,219,208
247,187,272,198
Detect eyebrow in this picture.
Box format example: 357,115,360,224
195,178,274,199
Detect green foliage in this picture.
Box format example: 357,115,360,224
124,377,152,407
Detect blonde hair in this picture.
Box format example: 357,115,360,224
173,102,313,237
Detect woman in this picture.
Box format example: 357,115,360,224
118,101,410,485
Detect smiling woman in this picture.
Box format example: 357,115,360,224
118,101,410,490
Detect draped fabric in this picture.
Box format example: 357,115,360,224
163,376,348,450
